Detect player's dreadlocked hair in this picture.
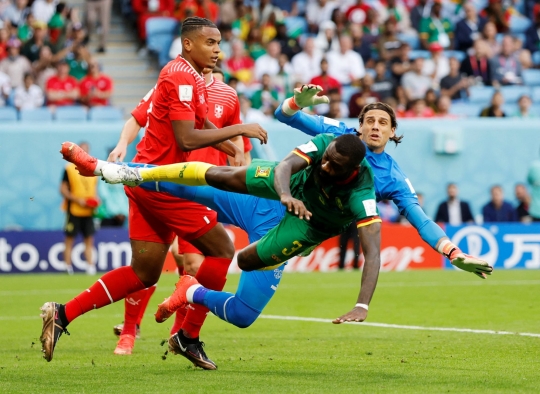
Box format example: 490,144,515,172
180,17,217,37
358,102,404,146
334,134,366,166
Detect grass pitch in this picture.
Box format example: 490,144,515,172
1,270,540,393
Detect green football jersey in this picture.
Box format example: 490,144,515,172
289,133,380,232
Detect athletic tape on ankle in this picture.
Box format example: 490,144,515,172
355,303,368,310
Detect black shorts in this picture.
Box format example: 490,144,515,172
65,214,95,238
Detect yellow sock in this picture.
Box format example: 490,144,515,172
138,162,215,186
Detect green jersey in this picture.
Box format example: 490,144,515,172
290,133,380,232
245,134,380,266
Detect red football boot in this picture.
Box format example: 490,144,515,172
60,142,98,176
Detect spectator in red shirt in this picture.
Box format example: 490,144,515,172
345,0,371,24
404,98,435,118
45,59,79,107
309,57,341,96
225,39,255,84
79,59,113,107
0,28,8,61
176,0,219,23
480,0,511,33
132,0,175,40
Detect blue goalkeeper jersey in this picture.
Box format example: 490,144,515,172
275,108,418,214
275,105,448,250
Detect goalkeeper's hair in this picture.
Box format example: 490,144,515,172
358,102,403,146
180,17,217,38
333,134,366,167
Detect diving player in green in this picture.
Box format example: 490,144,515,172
100,133,382,272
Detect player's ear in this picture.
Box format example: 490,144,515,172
183,36,193,52
390,127,396,138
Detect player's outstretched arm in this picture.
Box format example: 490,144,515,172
404,204,493,279
204,118,245,166
172,120,267,151
333,222,381,324
274,153,312,220
274,84,355,138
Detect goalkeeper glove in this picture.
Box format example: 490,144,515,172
281,84,330,115
441,241,493,279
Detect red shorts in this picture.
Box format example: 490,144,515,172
177,237,203,255
125,186,217,244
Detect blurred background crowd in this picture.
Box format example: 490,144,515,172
0,0,119,120
127,0,540,120
2,0,540,121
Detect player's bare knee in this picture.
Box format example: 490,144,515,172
237,254,255,272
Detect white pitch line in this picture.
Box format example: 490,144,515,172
279,279,540,289
3,312,540,338
258,315,540,338
2,279,540,297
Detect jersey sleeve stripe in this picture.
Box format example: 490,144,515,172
356,216,382,228
292,149,312,164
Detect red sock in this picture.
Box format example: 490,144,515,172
121,285,155,337
64,266,145,323
170,270,187,335
181,257,231,338
170,305,188,335
136,285,156,326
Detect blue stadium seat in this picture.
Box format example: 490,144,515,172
397,33,420,50
146,17,178,68
284,16,307,39
522,69,540,86
0,107,18,122
532,87,540,102
88,107,124,121
19,107,53,122
468,86,495,103
408,50,430,59
531,104,540,116
503,103,519,116
533,51,540,66
444,50,466,62
55,106,87,121
500,85,531,103
449,103,482,117
509,15,531,34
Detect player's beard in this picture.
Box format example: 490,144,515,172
317,164,340,185
317,164,348,185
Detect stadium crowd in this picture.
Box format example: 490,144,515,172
0,1,113,115
125,0,540,119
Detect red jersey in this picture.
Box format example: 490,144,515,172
243,136,252,154
79,74,113,106
188,77,242,165
131,86,153,126
133,56,208,165
46,75,79,106
345,4,371,24
309,75,342,95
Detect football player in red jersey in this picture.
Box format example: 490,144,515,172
110,67,248,354
40,17,267,370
